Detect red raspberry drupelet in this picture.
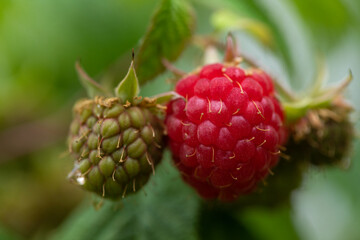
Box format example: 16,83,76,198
165,63,286,201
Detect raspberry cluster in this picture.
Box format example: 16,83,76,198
165,63,286,201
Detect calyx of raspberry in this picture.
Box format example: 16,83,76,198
282,62,352,123
67,55,172,199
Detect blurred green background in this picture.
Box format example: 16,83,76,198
0,0,359,239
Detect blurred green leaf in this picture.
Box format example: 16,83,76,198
0,147,83,238
136,0,195,84
293,139,360,240
287,0,352,49
198,205,258,240
211,10,274,48
52,159,200,240
0,226,22,240
240,207,300,240
0,0,156,125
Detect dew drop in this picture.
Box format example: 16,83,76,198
76,176,85,185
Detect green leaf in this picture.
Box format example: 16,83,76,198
114,60,140,102
52,158,200,240
136,0,195,84
76,62,109,98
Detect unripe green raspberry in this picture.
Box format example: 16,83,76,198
288,98,354,167
68,97,165,199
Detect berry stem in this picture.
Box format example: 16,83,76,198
223,33,238,63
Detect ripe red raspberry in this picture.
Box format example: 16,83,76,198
165,63,286,201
